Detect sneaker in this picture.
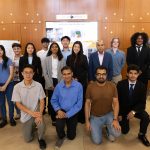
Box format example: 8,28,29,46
14,114,21,120
10,119,16,126
55,137,65,148
0,119,7,128
38,139,47,149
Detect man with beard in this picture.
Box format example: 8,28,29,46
85,66,121,145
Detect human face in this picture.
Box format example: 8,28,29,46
27,44,34,55
62,69,73,83
42,42,49,49
136,35,143,46
13,47,21,56
112,38,119,48
22,67,34,81
96,41,105,54
96,69,107,84
127,70,139,82
73,44,80,54
61,38,70,49
0,48,4,58
51,44,58,54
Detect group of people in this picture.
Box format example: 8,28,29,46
0,32,150,149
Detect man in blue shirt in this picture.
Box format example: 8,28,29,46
106,38,125,84
51,66,83,149
61,36,71,60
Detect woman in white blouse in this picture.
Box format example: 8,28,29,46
43,42,65,125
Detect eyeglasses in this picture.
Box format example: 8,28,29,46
96,73,107,76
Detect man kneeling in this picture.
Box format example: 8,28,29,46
12,64,46,149
85,66,121,144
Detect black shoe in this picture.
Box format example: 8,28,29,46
38,139,46,149
52,121,56,126
10,119,16,126
0,120,7,128
55,137,66,148
138,134,150,146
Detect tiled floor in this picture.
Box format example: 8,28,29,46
0,98,150,150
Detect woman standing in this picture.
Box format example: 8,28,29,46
66,41,88,123
0,45,16,128
19,42,42,82
43,42,65,126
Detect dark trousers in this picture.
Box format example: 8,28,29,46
56,114,78,140
120,111,150,135
48,78,58,122
40,77,47,113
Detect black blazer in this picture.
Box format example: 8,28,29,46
126,46,150,79
66,54,88,87
117,79,147,116
19,56,42,82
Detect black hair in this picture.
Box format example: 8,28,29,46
61,36,71,42
68,41,84,66
110,37,120,47
47,42,63,61
24,42,37,58
95,66,108,74
127,64,140,73
130,32,148,46
41,37,50,43
22,64,35,72
61,66,72,73
0,45,9,69
12,43,21,48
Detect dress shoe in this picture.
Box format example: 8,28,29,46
138,134,150,146
10,119,16,126
0,120,7,128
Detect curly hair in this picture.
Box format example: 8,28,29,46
130,32,149,46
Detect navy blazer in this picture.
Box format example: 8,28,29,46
88,51,113,81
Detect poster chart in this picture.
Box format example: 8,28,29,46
45,22,98,58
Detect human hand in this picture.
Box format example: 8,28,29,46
85,121,91,132
127,111,135,120
57,110,66,119
112,120,121,131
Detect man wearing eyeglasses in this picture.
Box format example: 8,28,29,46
85,66,121,145
11,64,47,149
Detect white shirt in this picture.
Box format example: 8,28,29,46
28,56,33,64
128,80,136,89
52,56,58,78
136,44,143,53
98,51,104,65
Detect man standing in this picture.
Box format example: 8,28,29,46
126,32,150,87
37,37,50,114
117,64,150,147
85,66,121,145
106,38,125,84
51,66,83,149
11,64,46,149
12,43,22,120
88,40,113,82
61,36,71,60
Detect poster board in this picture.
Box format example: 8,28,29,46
0,40,20,60
45,22,98,58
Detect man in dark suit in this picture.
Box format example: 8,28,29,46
89,40,113,82
117,64,150,146
126,32,150,87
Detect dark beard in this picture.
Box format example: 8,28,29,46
96,78,106,84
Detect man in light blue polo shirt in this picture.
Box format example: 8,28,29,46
51,66,83,149
61,36,71,60
106,37,125,84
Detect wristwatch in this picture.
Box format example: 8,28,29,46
132,111,136,115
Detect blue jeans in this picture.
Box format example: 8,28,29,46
90,112,121,144
0,82,14,121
